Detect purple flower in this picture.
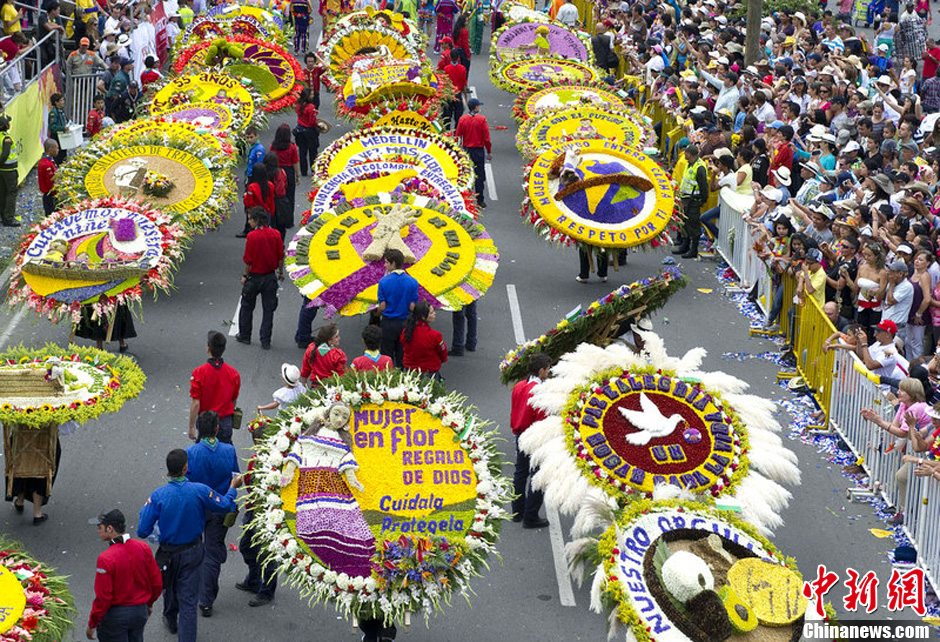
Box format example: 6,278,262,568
111,218,137,242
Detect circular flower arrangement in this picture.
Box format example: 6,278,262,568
516,105,654,160
522,139,675,250
499,267,687,383
173,35,303,112
319,22,423,90
587,500,816,642
148,71,264,133
491,19,591,63
0,535,75,642
361,104,440,129
511,80,631,123
56,127,237,233
207,1,285,31
287,192,497,317
518,335,801,533
0,343,145,429
501,1,555,24
112,118,237,163
143,101,239,131
314,127,474,192
246,369,511,624
334,57,453,122
327,9,427,52
8,197,186,324
489,56,597,93
176,15,285,53
304,159,477,226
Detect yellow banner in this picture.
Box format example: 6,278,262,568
7,82,42,185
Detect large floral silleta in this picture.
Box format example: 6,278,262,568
519,333,801,534
246,370,512,624
0,535,75,642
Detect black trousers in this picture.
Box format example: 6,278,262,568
511,435,544,523
199,513,228,608
578,248,607,279
239,513,277,598
42,192,55,216
443,97,463,130
467,146,486,205
295,127,319,176
360,617,397,642
97,604,148,642
681,199,703,248
0,168,16,224
238,273,279,346
380,317,406,368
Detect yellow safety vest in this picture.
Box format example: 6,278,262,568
2,134,17,168
678,158,705,199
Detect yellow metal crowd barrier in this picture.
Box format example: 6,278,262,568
791,287,838,422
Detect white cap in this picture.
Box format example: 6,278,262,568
715,15,727,24
842,140,861,154
761,185,783,202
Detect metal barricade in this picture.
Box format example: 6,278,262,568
0,30,58,104
65,71,99,126
792,295,837,421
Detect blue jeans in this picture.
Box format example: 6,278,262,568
97,604,148,642
294,297,319,346
452,301,477,351
701,206,720,238
159,542,204,642
768,281,783,325
199,514,228,609
239,513,277,599
467,147,486,205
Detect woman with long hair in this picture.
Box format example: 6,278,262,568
433,0,458,53
401,301,448,378
270,123,300,225
844,241,888,338
294,87,320,177
263,152,289,240
300,323,347,386
243,162,275,230
451,13,470,71
907,250,933,359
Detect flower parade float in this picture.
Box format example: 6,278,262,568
0,535,75,642
287,193,497,317
490,56,598,93
499,268,687,383
334,56,452,123
206,1,285,32
313,127,474,193
491,20,592,63
568,499,827,642
0,343,145,514
512,80,633,123
327,8,427,52
174,14,288,54
516,105,655,160
172,35,303,112
319,21,423,91
245,370,512,625
521,139,676,250
7,198,186,325
56,122,237,233
147,71,265,133
518,333,801,534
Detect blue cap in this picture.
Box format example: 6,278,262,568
836,171,854,184
806,248,823,263
467,98,483,110
769,120,785,129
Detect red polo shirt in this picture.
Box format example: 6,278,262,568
190,358,240,418
401,322,448,373
88,537,163,629
443,62,467,93
300,344,347,383
38,155,56,195
510,377,547,435
455,113,491,153
243,226,284,275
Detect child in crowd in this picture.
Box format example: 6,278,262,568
301,323,347,385
257,363,306,413
351,325,394,372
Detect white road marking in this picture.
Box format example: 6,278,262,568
469,85,478,100
485,162,498,202
505,284,577,608
0,307,27,350
229,301,241,336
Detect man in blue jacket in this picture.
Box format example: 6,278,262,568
185,412,239,619
138,449,242,642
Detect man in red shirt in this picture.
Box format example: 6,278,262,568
455,98,492,209
769,124,795,187
303,53,323,108
237,207,285,350
38,138,58,216
189,331,241,443
87,509,163,642
924,38,940,81
442,50,467,130
85,94,106,138
510,353,551,529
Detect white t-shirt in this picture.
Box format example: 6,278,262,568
882,279,913,326
273,384,306,410
868,340,908,381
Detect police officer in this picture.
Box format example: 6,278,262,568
138,449,242,642
185,412,239,618
672,143,708,259
0,114,19,227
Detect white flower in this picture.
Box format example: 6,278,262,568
274,435,290,452
351,576,365,590
323,570,337,584
336,573,350,590
285,540,298,556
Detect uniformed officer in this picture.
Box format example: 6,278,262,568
138,449,242,642
185,412,239,618
0,114,19,227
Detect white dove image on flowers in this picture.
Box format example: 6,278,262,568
618,392,685,445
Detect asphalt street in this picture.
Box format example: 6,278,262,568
0,28,908,642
